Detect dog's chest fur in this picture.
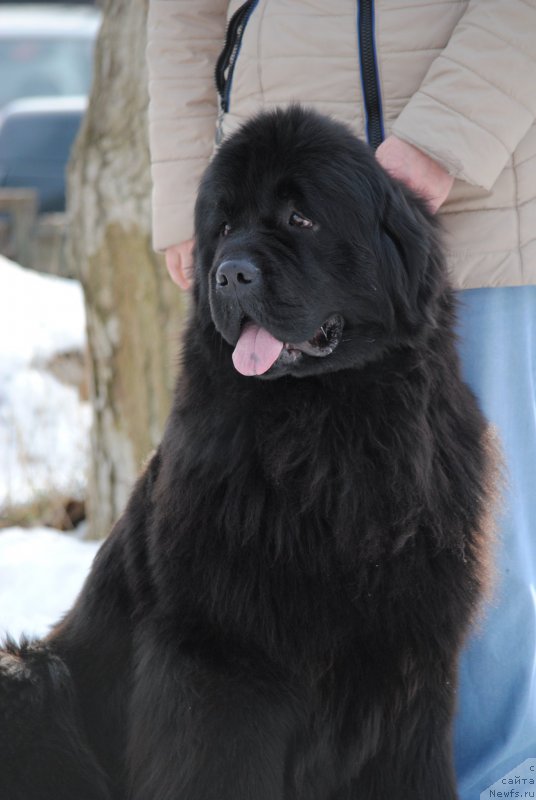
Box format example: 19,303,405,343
143,333,483,677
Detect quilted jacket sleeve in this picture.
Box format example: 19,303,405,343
391,0,536,191
147,0,227,251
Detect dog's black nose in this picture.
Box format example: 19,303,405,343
216,259,260,290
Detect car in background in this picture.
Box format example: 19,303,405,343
0,4,100,110
0,96,87,213
0,4,100,256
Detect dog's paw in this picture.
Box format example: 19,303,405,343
0,648,33,680
0,638,72,749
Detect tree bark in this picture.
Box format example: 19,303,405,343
67,0,186,539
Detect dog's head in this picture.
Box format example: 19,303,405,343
194,107,446,379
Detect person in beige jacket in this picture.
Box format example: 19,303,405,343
146,2,536,798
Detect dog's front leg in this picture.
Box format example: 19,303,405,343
346,683,460,800
126,623,301,800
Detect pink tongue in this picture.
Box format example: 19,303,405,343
232,322,284,376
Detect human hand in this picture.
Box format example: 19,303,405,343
165,239,195,290
375,136,454,213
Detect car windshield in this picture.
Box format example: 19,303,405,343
0,37,94,109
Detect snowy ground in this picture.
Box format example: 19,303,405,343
0,255,96,641
0,254,91,509
0,526,101,640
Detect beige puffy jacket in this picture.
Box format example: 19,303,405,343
147,0,536,289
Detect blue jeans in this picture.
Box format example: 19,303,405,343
454,287,536,798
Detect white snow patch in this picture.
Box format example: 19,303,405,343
0,255,91,508
0,254,85,371
0,526,101,640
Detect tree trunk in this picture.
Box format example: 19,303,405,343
67,0,186,539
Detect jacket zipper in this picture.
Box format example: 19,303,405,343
215,1,385,151
215,1,257,116
358,0,384,150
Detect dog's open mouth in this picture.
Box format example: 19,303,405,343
232,314,344,376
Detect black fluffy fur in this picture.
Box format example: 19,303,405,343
0,107,494,799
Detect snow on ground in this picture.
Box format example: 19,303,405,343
0,526,101,640
0,254,91,509
0,256,95,639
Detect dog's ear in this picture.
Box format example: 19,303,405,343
376,179,445,335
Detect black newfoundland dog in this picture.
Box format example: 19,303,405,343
0,107,496,800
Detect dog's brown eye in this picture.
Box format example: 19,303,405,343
221,223,231,237
289,211,314,229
